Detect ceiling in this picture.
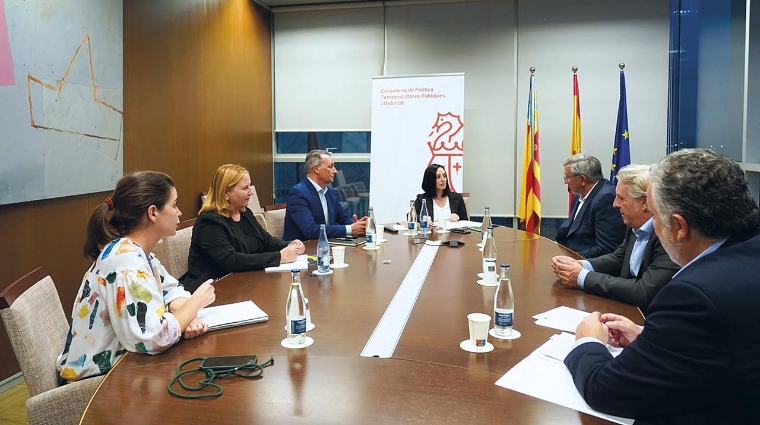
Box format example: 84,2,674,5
257,0,390,9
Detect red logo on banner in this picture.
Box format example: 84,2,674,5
427,112,464,192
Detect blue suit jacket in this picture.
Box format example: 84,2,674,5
564,232,760,424
283,178,354,241
555,180,626,258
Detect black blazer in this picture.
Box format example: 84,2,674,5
414,192,468,221
180,209,288,292
555,180,626,258
565,231,760,424
584,227,680,312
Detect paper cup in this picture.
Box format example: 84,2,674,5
437,217,448,231
467,313,491,347
332,246,346,266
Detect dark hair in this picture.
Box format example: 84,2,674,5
83,171,175,260
650,148,760,239
421,164,450,198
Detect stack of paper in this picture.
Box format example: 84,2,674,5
495,334,632,425
196,300,268,331
532,306,590,333
265,254,309,272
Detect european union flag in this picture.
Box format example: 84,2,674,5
610,69,630,184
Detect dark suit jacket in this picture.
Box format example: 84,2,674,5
564,232,760,424
414,192,468,221
555,180,626,258
584,227,680,312
180,209,288,292
283,178,354,241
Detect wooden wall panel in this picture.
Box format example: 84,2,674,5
124,0,273,217
0,0,272,382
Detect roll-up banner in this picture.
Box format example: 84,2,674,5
370,73,465,224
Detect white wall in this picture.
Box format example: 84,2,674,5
273,0,669,218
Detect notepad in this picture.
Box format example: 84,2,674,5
328,237,366,247
265,254,309,272
196,300,268,331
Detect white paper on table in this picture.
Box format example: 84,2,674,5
265,254,309,272
495,342,634,425
447,220,481,229
532,306,591,333
539,332,625,362
196,300,269,331
392,224,408,231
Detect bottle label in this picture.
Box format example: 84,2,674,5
289,317,307,334
495,311,513,327
366,233,374,244
420,220,429,231
318,253,330,269
407,222,415,231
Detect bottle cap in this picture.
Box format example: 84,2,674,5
291,269,301,273
501,263,510,268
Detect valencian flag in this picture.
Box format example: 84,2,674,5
569,69,582,213
518,70,541,234
610,66,630,184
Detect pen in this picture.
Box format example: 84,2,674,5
335,237,354,241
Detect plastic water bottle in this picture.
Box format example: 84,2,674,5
494,263,514,337
482,226,498,285
366,206,377,248
286,270,307,344
407,200,418,235
481,206,492,246
420,199,430,235
317,224,330,273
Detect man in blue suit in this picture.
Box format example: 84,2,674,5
552,164,679,312
564,149,760,423
555,153,626,258
284,150,367,241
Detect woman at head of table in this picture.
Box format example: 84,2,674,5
57,171,216,382
414,163,468,223
181,164,305,293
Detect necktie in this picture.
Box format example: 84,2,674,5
319,189,329,224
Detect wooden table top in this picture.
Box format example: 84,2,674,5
80,227,642,424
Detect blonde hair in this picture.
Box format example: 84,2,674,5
200,164,249,218
616,164,650,199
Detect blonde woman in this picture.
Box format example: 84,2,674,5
181,164,305,292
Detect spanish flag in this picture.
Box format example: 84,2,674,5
569,71,582,214
518,72,541,235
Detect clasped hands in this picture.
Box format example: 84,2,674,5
281,239,306,263
576,311,642,348
551,255,584,288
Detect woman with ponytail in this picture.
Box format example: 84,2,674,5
57,171,216,382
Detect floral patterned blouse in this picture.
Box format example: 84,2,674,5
57,238,191,382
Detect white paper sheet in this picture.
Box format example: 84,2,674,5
265,254,309,272
495,339,634,425
532,306,591,333
197,300,268,331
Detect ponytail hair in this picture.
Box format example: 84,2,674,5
84,171,175,260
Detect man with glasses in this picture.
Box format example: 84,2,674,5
551,164,679,311
564,149,760,423
555,153,625,258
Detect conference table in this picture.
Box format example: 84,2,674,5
80,227,643,424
